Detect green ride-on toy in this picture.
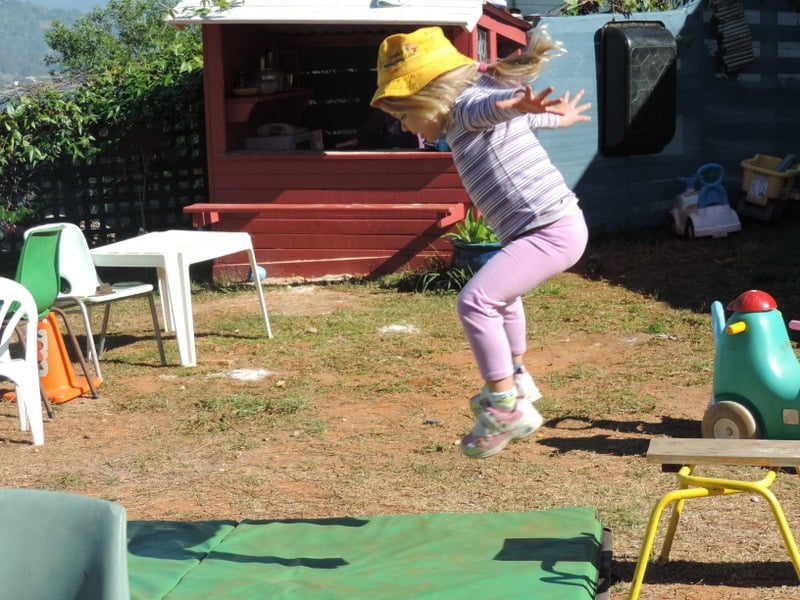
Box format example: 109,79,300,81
703,289,800,439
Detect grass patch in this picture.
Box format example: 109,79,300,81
179,393,308,434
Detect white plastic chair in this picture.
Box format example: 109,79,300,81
24,223,166,380
0,277,44,445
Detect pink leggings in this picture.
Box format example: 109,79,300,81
456,211,588,382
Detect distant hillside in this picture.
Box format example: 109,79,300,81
0,0,83,83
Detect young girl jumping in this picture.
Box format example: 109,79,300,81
371,26,591,459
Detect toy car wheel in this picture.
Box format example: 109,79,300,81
701,400,759,439
684,219,695,239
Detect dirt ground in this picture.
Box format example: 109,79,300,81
3,268,800,599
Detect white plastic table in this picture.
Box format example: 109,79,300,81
91,230,272,367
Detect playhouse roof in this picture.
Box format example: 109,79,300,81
166,0,490,31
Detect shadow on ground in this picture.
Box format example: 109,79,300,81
577,217,800,322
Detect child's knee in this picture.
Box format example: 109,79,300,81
456,284,491,319
456,288,473,318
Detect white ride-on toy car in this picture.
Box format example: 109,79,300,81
670,163,742,239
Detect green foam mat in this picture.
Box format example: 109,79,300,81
128,520,237,600
128,507,604,599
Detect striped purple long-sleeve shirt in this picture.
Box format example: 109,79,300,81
445,75,579,245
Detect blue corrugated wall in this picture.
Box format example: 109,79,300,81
510,0,800,232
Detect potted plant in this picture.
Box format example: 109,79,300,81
442,208,501,273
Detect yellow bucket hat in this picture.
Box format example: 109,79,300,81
371,26,475,106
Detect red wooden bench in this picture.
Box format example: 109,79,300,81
183,203,467,229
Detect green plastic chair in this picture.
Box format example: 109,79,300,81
24,222,166,380
14,226,62,318
0,488,130,600
14,225,99,399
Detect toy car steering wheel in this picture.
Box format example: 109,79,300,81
696,163,728,209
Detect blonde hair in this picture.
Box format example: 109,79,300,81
485,28,562,85
376,29,562,139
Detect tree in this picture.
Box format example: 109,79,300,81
45,0,201,79
0,0,204,228
45,0,203,138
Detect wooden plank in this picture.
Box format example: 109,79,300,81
261,248,438,263
194,215,459,238
225,247,446,263
213,252,441,279
211,247,446,276
245,218,458,236
184,202,464,216
183,202,466,228
211,233,444,252
647,437,800,468
213,171,464,191
216,151,457,171
212,189,469,205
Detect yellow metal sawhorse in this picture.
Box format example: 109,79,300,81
629,437,800,600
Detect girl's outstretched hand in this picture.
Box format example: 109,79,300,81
549,89,592,127
496,85,560,114
497,87,592,127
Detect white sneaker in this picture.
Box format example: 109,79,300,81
469,369,541,416
514,368,542,404
461,400,544,459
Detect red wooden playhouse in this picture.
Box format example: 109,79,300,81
168,0,532,279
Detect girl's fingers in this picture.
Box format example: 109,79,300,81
532,86,555,102
570,90,586,105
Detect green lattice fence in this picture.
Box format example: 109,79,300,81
1,126,207,278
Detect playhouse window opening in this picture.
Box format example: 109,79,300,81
223,25,438,153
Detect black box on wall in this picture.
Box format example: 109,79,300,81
599,21,677,156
